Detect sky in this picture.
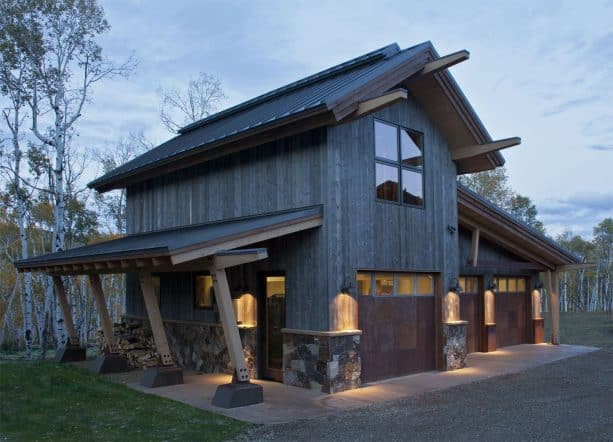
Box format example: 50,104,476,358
77,0,612,238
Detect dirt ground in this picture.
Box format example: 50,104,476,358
236,349,613,441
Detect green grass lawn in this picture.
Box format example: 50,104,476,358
546,312,613,350
0,361,246,441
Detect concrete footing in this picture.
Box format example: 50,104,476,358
90,353,128,374
140,365,183,388
212,382,264,408
55,345,87,363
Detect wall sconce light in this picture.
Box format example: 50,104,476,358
340,281,354,295
487,280,497,291
447,225,457,234
449,278,463,293
535,282,543,290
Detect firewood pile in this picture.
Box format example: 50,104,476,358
97,321,159,369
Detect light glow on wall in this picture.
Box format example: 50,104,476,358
531,289,543,319
484,289,495,325
443,291,460,323
233,292,257,326
332,292,358,331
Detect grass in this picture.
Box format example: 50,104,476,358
0,361,246,441
546,311,613,350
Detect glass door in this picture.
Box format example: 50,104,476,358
263,274,285,381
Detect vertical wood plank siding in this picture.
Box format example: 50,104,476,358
325,97,458,310
126,129,329,330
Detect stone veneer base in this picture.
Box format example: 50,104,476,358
282,330,361,394
443,321,467,370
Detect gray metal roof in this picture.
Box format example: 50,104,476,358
14,205,323,269
88,42,432,190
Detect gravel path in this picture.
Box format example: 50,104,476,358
236,349,613,441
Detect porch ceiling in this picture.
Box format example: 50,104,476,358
14,205,323,275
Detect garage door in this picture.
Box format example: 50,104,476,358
357,272,435,383
459,276,482,354
495,276,529,347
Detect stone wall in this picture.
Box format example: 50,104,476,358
128,318,257,379
443,322,467,370
282,330,361,394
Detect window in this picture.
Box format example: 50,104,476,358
459,276,479,294
194,274,215,308
357,271,434,296
375,120,424,207
495,277,527,294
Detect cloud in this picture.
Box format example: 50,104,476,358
538,193,613,236
542,96,600,117
586,144,613,151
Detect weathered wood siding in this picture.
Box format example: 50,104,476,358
126,129,329,330
325,97,459,307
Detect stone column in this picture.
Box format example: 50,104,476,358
443,321,467,370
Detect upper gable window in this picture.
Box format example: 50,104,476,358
374,120,424,207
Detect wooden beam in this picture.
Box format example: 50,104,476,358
138,272,174,366
420,50,469,75
470,228,480,267
351,89,408,119
52,275,79,345
210,265,250,382
89,274,118,353
171,216,322,264
551,271,560,345
556,263,596,272
452,137,521,161
212,249,268,270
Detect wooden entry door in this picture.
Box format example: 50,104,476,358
459,276,483,353
258,272,285,381
495,276,529,347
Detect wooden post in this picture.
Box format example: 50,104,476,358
550,271,560,345
138,272,174,366
52,275,79,345
211,263,250,382
89,274,118,353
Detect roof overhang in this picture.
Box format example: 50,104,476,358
457,186,581,270
14,205,323,275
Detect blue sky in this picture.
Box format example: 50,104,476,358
80,0,612,237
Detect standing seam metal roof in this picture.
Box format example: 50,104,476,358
89,42,432,189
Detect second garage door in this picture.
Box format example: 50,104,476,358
495,276,529,347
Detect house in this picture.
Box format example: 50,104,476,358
15,41,581,407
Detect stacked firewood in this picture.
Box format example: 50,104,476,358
97,321,159,369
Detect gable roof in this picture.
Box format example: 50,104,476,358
457,185,581,269
90,41,505,192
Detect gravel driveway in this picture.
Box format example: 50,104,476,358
237,349,612,441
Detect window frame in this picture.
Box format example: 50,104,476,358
374,118,425,209
193,273,215,310
357,270,434,297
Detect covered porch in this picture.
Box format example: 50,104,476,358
14,205,323,408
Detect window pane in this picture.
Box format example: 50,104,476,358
416,274,434,295
357,272,372,296
400,129,423,168
402,169,423,206
497,277,507,292
397,274,414,295
517,278,526,292
375,273,394,295
508,278,517,293
375,121,398,160
195,275,214,308
376,163,399,202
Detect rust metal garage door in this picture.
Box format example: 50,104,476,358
459,276,482,353
495,276,529,347
357,272,436,383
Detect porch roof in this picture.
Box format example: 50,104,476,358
14,205,323,275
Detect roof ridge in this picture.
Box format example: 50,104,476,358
178,43,401,134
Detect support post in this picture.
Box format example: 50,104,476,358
210,255,263,408
549,271,560,345
89,274,127,373
52,275,86,362
138,272,182,387
470,228,480,267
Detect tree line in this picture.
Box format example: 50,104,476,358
0,0,224,357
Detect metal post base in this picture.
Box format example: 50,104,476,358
90,353,129,374
212,382,263,408
140,365,183,388
483,324,497,352
55,345,87,363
